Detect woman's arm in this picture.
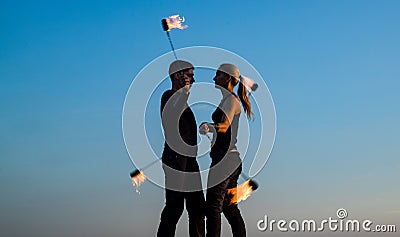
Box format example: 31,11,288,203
214,95,241,133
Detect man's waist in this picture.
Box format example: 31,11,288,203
162,145,198,158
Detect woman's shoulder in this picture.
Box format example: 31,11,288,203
227,93,240,103
222,93,241,113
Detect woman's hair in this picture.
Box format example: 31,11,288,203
237,76,254,118
218,64,254,118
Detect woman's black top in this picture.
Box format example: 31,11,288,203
210,95,240,161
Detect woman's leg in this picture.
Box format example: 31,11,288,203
222,165,246,237
205,175,230,237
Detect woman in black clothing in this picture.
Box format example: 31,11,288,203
199,64,253,237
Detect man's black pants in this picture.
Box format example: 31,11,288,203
157,157,205,237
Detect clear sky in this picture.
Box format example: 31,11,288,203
1,0,399,236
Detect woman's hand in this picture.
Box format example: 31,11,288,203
199,122,210,135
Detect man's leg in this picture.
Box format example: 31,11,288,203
185,159,205,237
158,161,185,237
157,189,184,237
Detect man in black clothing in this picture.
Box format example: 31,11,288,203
157,60,205,237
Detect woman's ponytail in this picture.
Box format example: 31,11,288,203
217,63,254,118
238,76,254,118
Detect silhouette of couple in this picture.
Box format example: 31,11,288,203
157,60,254,237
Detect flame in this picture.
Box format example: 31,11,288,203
165,14,188,31
131,170,146,193
227,180,255,205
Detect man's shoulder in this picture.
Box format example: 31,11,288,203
161,89,174,101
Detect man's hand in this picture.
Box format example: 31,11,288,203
199,122,209,135
179,71,193,94
182,84,191,94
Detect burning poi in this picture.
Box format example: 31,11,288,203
161,14,188,59
227,179,259,205
129,159,158,193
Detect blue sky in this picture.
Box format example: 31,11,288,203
1,0,399,236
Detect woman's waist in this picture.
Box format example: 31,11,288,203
210,146,239,159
